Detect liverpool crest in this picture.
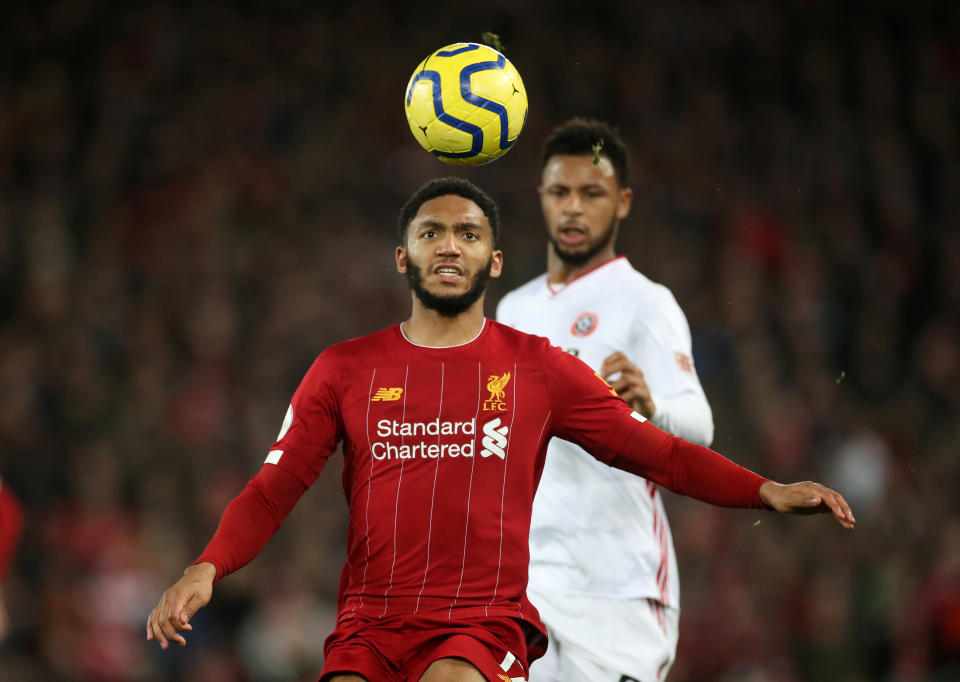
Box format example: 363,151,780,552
483,371,511,412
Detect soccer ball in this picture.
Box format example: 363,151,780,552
404,43,528,166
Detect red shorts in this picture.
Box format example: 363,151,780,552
318,612,529,681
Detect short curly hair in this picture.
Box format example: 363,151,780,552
398,177,500,246
541,118,630,187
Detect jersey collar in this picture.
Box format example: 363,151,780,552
396,318,488,349
545,255,627,296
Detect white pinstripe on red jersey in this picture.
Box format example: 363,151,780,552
487,363,518,616
355,369,378,614
380,364,410,618
449,361,485,619
415,362,446,613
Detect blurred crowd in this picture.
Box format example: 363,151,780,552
0,1,958,680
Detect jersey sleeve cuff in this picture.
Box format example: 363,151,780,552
190,557,224,582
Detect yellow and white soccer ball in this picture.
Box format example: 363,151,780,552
404,43,528,166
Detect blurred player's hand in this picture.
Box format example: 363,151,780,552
146,562,216,649
0,590,9,644
759,481,856,529
601,351,656,418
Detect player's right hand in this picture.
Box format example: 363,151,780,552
600,351,657,418
146,562,216,649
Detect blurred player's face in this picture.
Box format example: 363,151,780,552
540,154,633,266
396,195,503,316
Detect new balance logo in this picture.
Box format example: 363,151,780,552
372,387,403,402
480,417,509,459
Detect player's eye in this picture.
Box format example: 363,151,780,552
462,232,479,241
421,230,437,239
547,187,567,197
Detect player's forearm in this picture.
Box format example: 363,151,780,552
649,390,714,446
610,425,767,509
194,464,307,580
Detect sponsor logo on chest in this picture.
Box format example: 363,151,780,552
369,416,510,462
367,367,514,463
480,417,509,459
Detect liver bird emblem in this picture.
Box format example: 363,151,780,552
486,372,511,402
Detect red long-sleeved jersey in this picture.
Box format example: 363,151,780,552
197,321,767,653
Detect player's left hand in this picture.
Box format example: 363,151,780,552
600,351,656,418
146,562,216,649
759,481,856,529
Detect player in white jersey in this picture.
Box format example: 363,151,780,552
497,119,712,681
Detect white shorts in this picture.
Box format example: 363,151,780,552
527,586,679,682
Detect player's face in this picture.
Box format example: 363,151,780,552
396,195,503,316
539,154,633,266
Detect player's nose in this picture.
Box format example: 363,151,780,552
563,193,584,214
436,233,461,254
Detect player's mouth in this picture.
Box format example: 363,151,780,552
557,224,588,246
432,263,465,283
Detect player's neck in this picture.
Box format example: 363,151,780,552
403,297,487,347
546,246,619,285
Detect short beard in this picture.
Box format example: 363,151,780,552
406,258,492,317
550,217,617,266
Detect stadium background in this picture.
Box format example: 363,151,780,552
1,1,958,680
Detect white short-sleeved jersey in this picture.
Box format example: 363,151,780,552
496,256,714,605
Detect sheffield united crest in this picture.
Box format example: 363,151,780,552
571,312,598,337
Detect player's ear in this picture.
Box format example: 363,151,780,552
617,187,633,220
489,250,503,279
396,245,407,274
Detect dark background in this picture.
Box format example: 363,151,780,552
1,1,958,680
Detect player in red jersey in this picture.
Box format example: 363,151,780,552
146,177,855,681
0,478,23,644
